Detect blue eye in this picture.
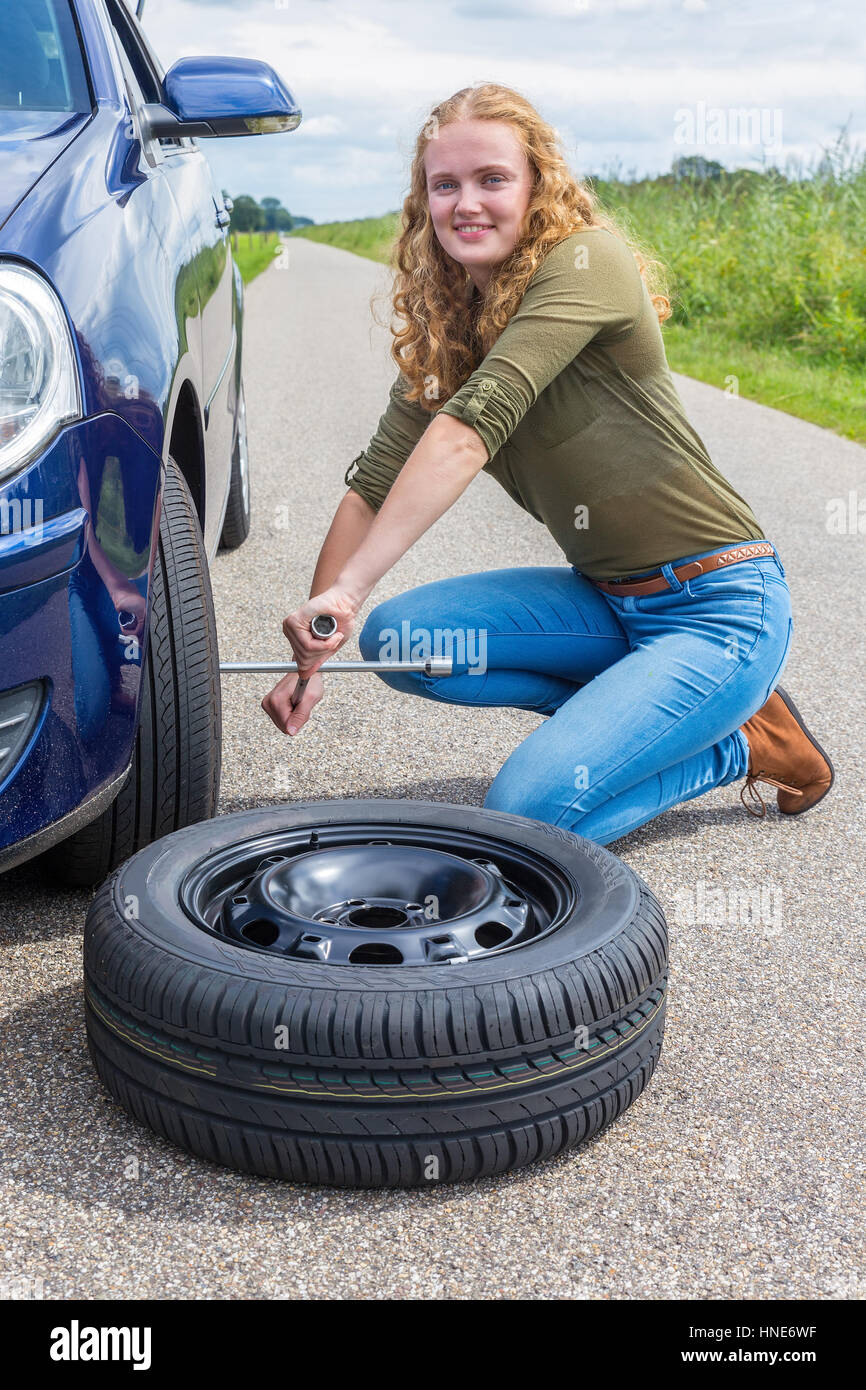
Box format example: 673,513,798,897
434,175,505,191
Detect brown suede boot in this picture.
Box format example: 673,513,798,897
739,686,834,817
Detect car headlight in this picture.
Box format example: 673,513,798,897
0,262,82,484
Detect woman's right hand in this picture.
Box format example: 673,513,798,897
261,669,325,736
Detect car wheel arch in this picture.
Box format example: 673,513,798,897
164,375,206,534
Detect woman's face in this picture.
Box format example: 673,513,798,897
424,118,534,292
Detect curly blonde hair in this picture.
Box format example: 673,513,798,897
373,83,671,412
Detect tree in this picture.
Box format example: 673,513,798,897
260,196,283,230
229,195,265,232
260,199,294,231
225,193,313,232
672,155,725,183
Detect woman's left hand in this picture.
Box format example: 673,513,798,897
280,585,360,680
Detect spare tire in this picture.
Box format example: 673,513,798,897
83,799,668,1188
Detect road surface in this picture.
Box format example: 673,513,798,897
1,236,863,1300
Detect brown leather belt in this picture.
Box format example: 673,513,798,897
591,541,777,596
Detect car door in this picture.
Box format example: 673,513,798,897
105,0,236,551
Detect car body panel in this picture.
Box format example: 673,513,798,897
0,411,161,820
0,111,93,228
0,0,300,869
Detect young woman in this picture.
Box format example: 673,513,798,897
262,83,833,845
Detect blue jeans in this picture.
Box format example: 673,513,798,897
357,545,794,845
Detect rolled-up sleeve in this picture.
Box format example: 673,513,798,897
344,371,432,511
436,230,643,458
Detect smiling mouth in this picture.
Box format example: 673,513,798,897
454,224,494,232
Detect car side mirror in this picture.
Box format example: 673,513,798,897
140,55,301,140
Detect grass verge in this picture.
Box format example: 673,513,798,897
232,230,282,285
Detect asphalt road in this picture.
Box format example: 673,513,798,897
1,236,863,1300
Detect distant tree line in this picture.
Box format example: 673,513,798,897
223,192,314,233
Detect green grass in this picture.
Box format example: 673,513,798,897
289,140,866,443
661,323,864,441
289,214,401,265
231,229,282,284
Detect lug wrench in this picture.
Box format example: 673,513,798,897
218,613,453,709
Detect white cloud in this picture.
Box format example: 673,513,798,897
140,0,865,221
295,115,348,137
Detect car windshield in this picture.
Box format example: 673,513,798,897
0,0,90,113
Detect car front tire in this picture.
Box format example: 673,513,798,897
218,378,251,549
38,456,222,889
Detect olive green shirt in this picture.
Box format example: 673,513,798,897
344,227,764,580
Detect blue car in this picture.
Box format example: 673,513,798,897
0,0,301,886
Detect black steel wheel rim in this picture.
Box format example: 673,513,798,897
178,820,578,966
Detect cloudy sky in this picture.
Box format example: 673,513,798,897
138,0,864,224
